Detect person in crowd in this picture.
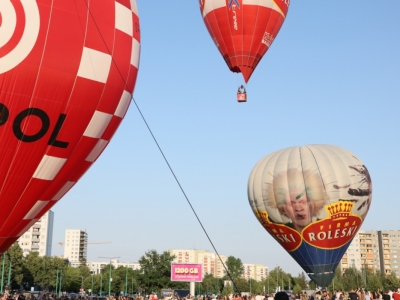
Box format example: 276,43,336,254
274,292,289,300
383,291,390,300
392,289,400,300
322,290,330,300
349,290,359,300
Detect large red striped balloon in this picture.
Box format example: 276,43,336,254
0,0,140,254
199,0,289,83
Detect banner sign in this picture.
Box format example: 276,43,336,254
171,263,203,282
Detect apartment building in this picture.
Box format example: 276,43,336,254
86,259,140,274
378,230,400,275
17,210,54,256
243,264,269,281
340,230,400,276
63,229,88,266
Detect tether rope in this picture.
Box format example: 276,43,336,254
81,0,242,294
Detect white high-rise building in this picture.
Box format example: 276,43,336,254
243,264,269,281
64,229,88,266
169,249,266,280
86,259,141,274
17,210,54,256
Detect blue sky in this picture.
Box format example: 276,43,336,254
50,1,400,276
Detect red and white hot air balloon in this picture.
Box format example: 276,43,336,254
199,0,289,101
0,0,140,254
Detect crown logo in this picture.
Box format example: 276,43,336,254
327,201,354,220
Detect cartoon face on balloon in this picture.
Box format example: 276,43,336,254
265,169,328,233
248,144,372,287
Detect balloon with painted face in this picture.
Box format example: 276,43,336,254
0,0,140,253
198,0,290,83
247,145,372,287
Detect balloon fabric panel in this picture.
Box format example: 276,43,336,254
247,145,372,287
0,0,140,253
200,0,289,83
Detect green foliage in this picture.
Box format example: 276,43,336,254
3,243,24,289
232,277,249,293
249,279,263,294
136,249,188,295
2,243,396,296
295,272,308,289
292,283,302,295
221,283,233,297
366,272,383,292
260,276,277,294
201,274,220,294
224,256,244,280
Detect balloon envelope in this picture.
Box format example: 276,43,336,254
247,145,372,287
199,0,289,83
0,0,140,253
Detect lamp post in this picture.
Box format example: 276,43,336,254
56,269,59,296
276,266,279,292
100,273,103,296
249,278,252,295
7,260,12,287
1,253,5,294
131,276,134,296
91,274,94,296
99,256,120,296
59,270,63,297
79,276,84,293
125,267,128,296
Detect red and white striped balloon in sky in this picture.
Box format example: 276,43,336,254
0,0,140,254
199,0,289,83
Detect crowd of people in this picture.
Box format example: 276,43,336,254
2,289,400,300
296,288,400,300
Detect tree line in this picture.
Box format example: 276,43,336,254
2,244,400,295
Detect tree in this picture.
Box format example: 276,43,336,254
366,272,382,292
342,266,363,291
294,272,308,289
221,283,234,297
201,273,219,294
136,250,188,294
292,283,302,295
3,243,24,290
248,279,262,295
224,256,244,280
232,277,249,294
381,272,400,291
261,275,277,294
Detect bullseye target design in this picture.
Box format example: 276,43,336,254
0,0,40,74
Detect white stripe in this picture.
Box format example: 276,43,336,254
115,2,133,36
203,0,282,17
18,219,38,236
83,111,113,138
131,38,140,68
0,0,40,74
130,0,139,16
52,181,75,201
243,0,282,13
24,201,49,220
0,0,17,48
86,139,109,162
77,47,112,83
115,90,131,118
33,155,67,180
203,0,226,17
